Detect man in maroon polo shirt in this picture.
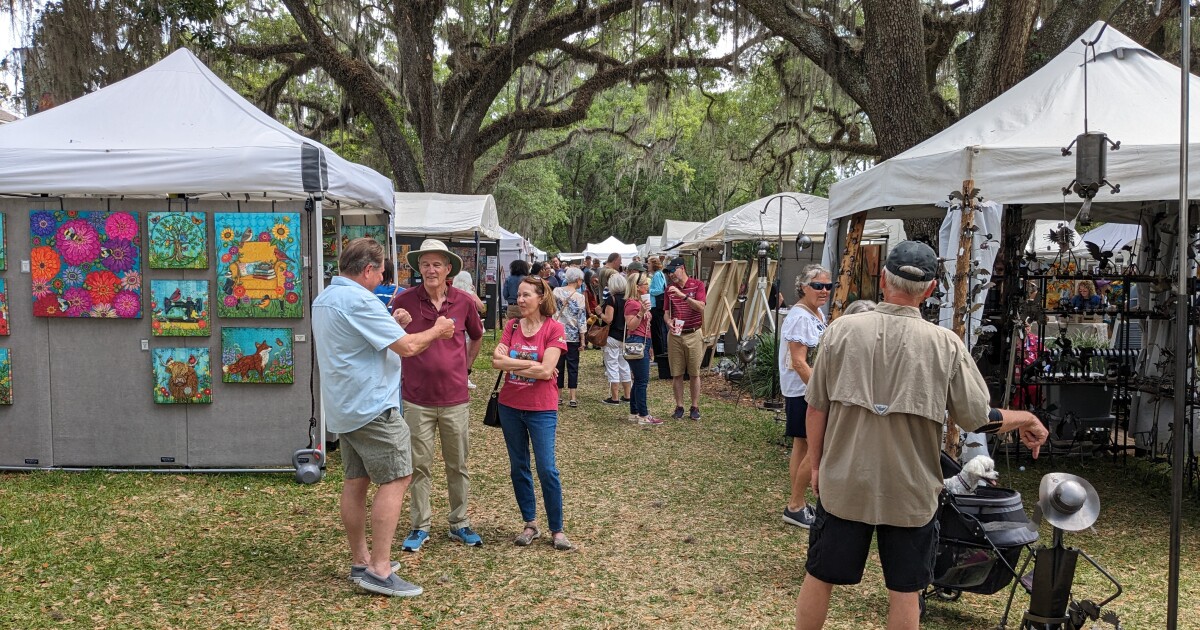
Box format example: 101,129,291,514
390,239,485,552
664,257,706,420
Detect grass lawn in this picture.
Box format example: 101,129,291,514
2,338,1198,628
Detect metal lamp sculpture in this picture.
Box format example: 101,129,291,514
1020,473,1123,629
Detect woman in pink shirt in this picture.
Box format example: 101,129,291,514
491,277,575,551
624,271,661,425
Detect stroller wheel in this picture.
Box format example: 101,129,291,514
933,588,961,602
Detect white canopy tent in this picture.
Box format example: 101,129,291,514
662,220,704,250
0,48,393,211
583,235,639,260
638,235,664,259
498,226,531,273
828,22,1200,223
393,192,501,239
1025,220,1141,258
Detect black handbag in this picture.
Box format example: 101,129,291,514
483,319,519,427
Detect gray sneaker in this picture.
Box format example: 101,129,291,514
782,505,816,529
349,560,401,585
358,570,424,597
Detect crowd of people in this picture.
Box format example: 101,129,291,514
313,237,1050,630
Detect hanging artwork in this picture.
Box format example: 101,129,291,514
150,280,210,337
0,279,8,335
148,212,208,269
214,213,302,318
152,347,212,404
0,347,9,404
30,210,142,318
396,243,412,285
451,246,478,274
0,212,6,271
341,224,387,251
221,327,294,384
322,216,339,278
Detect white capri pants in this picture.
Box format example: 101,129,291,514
603,336,632,384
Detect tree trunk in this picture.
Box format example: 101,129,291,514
861,0,942,159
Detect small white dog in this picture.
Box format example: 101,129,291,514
943,455,999,495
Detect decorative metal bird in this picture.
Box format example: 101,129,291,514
1084,240,1115,271
1047,224,1076,254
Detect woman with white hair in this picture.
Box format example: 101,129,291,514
553,266,588,407
780,264,832,529
600,272,633,408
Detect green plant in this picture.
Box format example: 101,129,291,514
736,332,779,399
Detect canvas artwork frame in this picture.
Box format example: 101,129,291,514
30,210,142,318
148,212,208,269
152,347,213,404
0,279,8,336
150,280,210,337
340,224,387,251
221,327,294,384
0,347,9,404
322,216,339,278
214,213,302,318
0,212,6,271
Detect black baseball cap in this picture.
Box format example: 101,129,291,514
664,257,686,273
884,241,938,282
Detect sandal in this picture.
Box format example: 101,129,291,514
514,524,541,547
568,400,578,408
551,532,576,551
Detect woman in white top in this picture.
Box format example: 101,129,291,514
779,264,832,529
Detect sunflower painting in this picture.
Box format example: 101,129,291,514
214,213,302,318
29,210,142,318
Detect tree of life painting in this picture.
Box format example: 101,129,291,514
214,213,302,318
148,212,208,269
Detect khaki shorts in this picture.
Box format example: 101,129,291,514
341,407,412,484
668,329,704,378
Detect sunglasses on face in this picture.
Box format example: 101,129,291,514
807,282,835,291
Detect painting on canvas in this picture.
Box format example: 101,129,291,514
221,327,294,384
150,280,210,337
30,210,142,318
340,224,386,252
214,213,301,318
0,279,8,336
0,212,6,271
152,347,212,404
148,212,208,269
0,348,9,404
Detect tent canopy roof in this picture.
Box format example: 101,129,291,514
583,235,638,260
393,192,501,240
830,22,1200,222
0,48,394,211
675,193,830,251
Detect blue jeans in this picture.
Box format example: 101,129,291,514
498,405,564,532
626,334,650,417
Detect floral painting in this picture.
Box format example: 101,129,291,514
0,279,8,336
214,213,301,318
152,347,212,404
0,348,9,404
340,224,387,251
0,212,7,271
150,280,210,337
221,327,293,384
148,212,208,269
30,210,142,318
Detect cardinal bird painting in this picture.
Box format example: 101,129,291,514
214,213,302,318
150,280,210,337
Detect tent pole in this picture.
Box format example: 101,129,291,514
1167,1,1190,626
312,196,326,456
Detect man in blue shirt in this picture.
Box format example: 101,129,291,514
313,237,454,598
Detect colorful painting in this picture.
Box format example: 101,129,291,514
0,212,6,270
396,243,412,285
0,279,8,336
451,246,478,274
152,347,212,404
150,280,210,337
214,213,302,318
221,327,294,384
341,224,387,251
30,210,142,318
148,212,208,269
322,216,339,278
0,348,9,404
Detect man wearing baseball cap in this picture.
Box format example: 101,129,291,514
794,241,1048,629
663,256,707,420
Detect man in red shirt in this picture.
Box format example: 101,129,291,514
663,257,707,420
390,239,485,552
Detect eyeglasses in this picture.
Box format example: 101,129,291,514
807,282,835,291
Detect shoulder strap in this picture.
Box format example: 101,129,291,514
493,318,520,393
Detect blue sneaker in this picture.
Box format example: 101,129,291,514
401,529,429,553
449,526,483,546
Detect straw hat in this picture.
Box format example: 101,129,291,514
407,239,462,278
1037,472,1100,532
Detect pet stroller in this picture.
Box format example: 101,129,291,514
922,453,1039,618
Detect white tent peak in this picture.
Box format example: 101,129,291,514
830,21,1200,221
583,235,638,260
0,47,394,211
675,192,831,250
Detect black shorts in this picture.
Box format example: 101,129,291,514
785,395,808,439
805,502,939,592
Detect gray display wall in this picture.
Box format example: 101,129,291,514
0,198,322,468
